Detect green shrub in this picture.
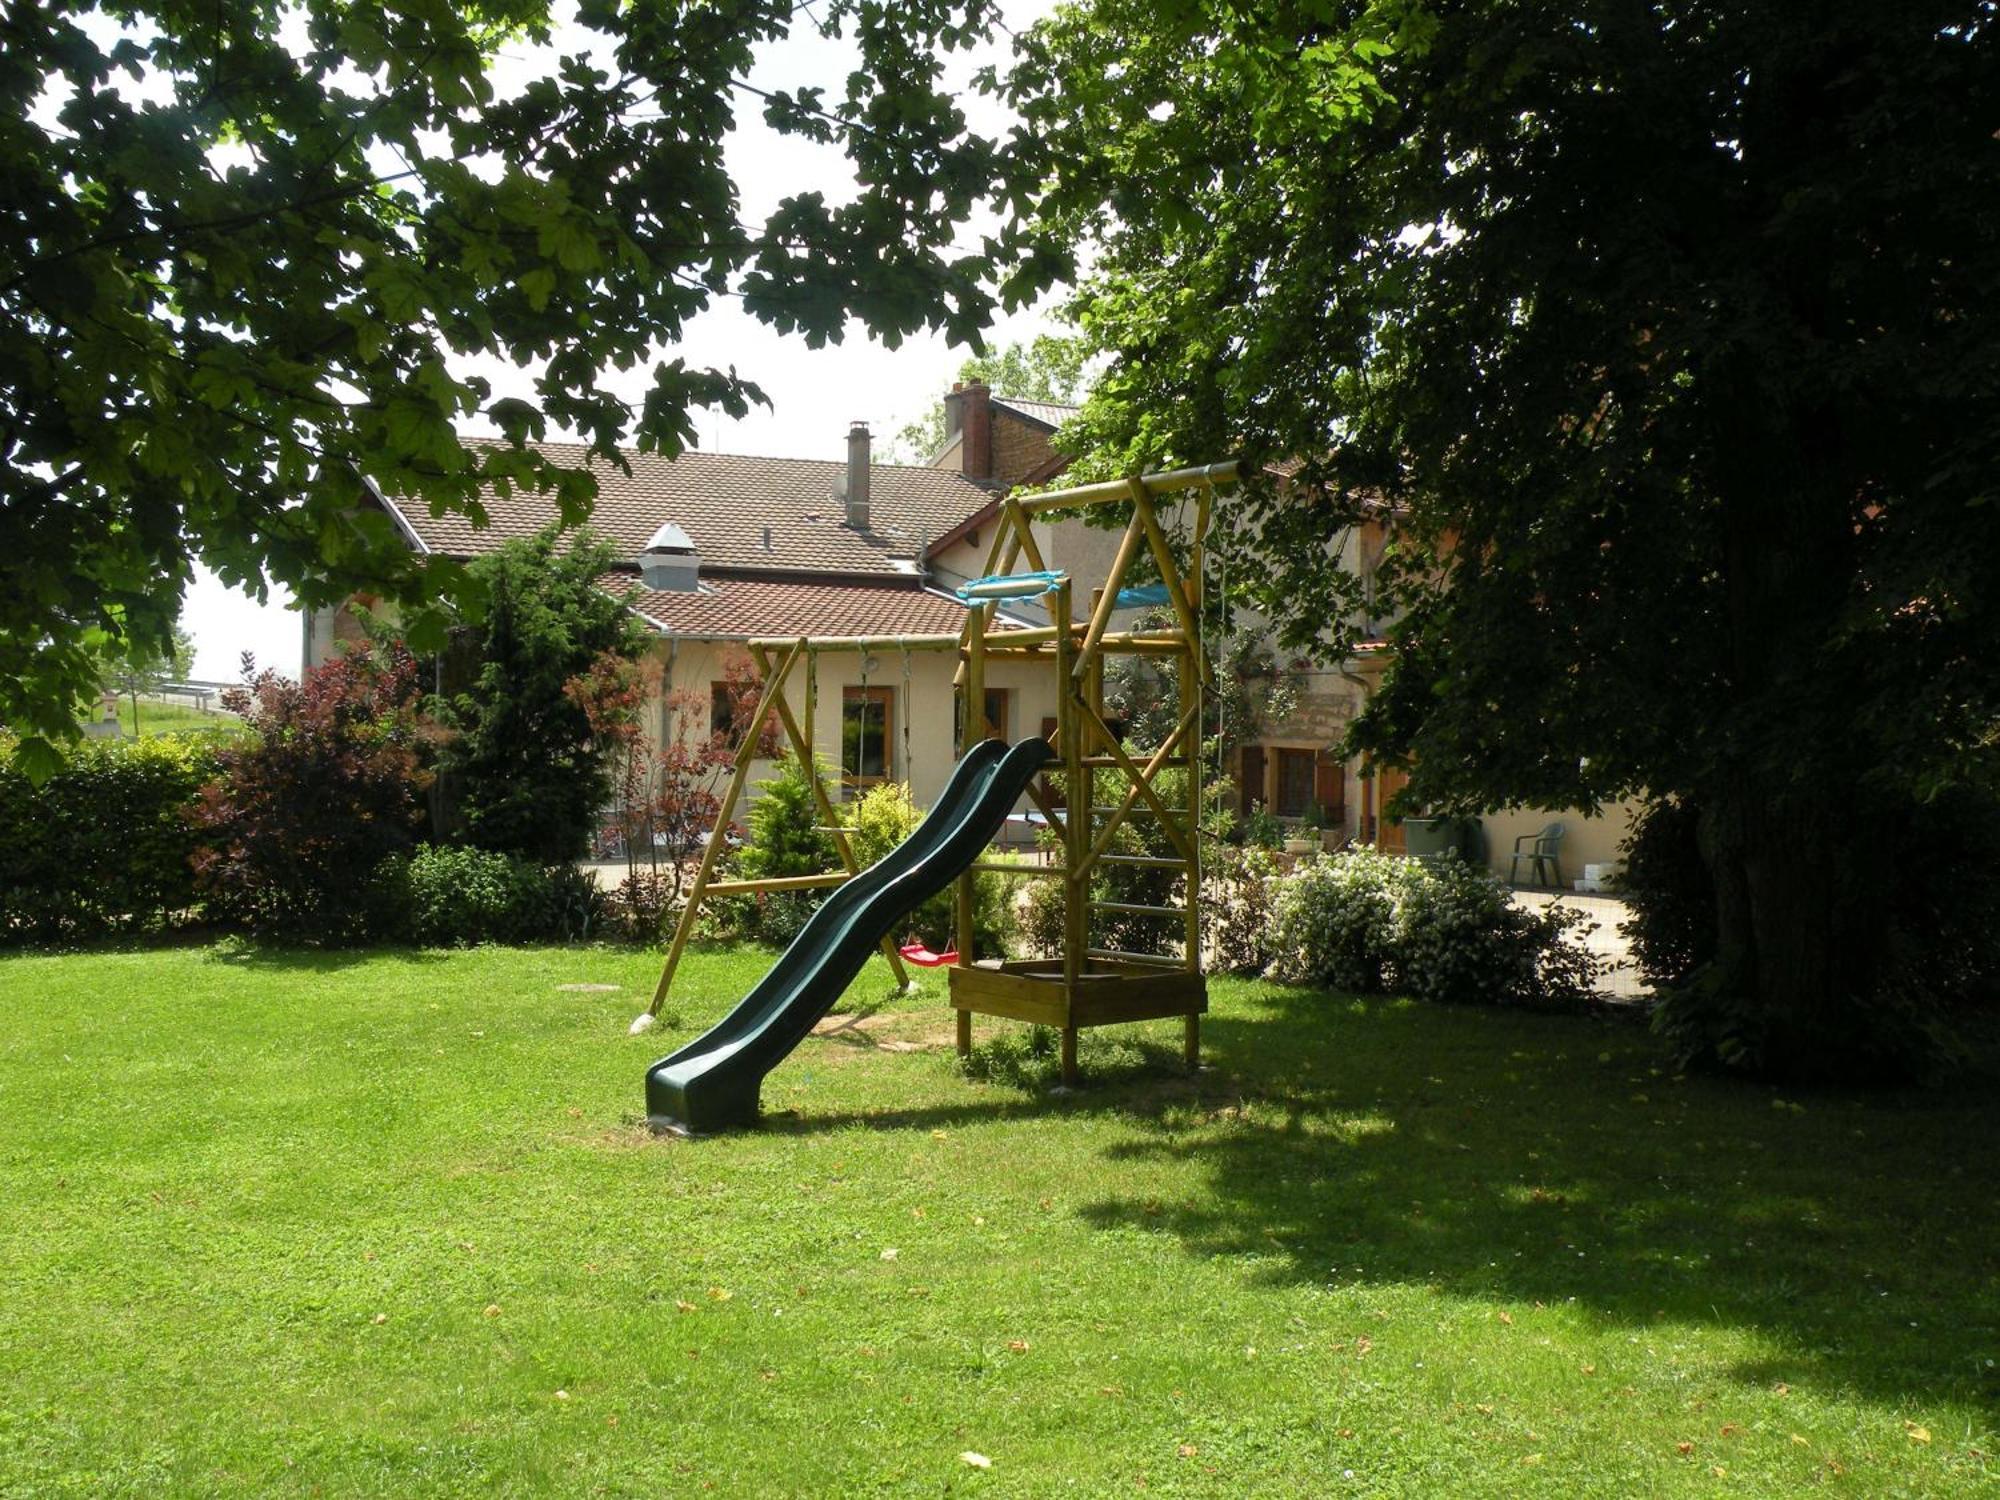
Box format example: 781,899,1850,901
370,845,539,946
1242,805,1283,850
369,845,606,946
1397,853,1600,1010
845,780,1016,953
428,529,650,863
1264,847,1600,1008
190,647,431,942
1201,843,1283,975
1267,845,1409,991
740,755,837,877
1618,798,1716,990
0,733,218,943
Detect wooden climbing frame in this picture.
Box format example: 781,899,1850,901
642,460,1246,1086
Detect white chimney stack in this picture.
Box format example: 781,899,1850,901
845,421,871,531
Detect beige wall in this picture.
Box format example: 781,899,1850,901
653,636,1060,816
1476,801,1639,886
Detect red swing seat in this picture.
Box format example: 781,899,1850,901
897,942,958,967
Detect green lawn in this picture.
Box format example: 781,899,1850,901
0,944,1993,1496
109,696,245,738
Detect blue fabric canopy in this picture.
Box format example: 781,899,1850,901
1113,583,1172,609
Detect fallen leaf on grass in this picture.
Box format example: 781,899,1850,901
1007,1339,1030,1353
1521,1453,1543,1466
1177,1445,1198,1459
371,1313,388,1325
1497,1311,1514,1326
675,1300,696,1313
1791,1435,1809,1447
1905,1423,1931,1444
880,1248,899,1261
960,1451,991,1469
1676,1442,1694,1456
554,1390,569,1401
483,1304,501,1319
706,1287,732,1301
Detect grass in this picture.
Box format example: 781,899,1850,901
109,696,245,738
0,942,1993,1497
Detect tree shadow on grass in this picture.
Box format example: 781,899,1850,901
1068,983,2000,1417
203,942,457,973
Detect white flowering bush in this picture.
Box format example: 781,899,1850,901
1259,847,1602,1008
1202,843,1284,974
1267,845,1410,991
1397,853,1602,1009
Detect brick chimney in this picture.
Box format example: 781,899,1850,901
956,381,992,480
845,420,871,530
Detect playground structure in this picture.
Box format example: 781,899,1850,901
638,460,1243,1131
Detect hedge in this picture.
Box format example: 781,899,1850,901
0,735,219,943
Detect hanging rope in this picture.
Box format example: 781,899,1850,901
1208,475,1232,792
855,646,871,785
898,637,914,787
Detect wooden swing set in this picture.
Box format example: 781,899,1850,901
632,459,1245,1086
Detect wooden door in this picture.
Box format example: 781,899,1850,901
1372,766,1410,852
1239,745,1267,815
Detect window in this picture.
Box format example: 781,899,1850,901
842,686,894,787
710,681,744,745
954,687,1011,744
709,679,779,755
1274,747,1316,818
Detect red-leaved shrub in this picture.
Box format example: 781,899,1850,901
190,647,433,941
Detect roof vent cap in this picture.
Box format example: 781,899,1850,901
640,522,700,592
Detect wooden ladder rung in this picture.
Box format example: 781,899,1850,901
1098,853,1189,869
1089,900,1184,918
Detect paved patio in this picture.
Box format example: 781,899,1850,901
1509,888,1649,1001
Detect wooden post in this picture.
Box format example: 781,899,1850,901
750,641,913,992
955,570,988,1060
646,639,803,1018
1073,519,1146,681
1129,480,1211,687
1183,636,1204,1072
1054,576,1082,1086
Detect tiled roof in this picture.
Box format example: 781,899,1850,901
991,396,1078,431
381,440,996,578
607,574,992,640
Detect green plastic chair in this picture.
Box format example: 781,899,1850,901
1508,822,1565,888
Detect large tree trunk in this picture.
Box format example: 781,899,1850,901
1693,780,1890,1079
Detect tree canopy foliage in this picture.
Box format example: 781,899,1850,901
1007,1,2000,1078
2,0,1010,773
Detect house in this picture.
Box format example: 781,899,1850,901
302,412,1071,810
304,379,1633,886
1207,494,1641,884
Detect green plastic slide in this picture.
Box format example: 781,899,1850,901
645,736,1055,1133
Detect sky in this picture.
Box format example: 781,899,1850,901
181,2,1062,681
